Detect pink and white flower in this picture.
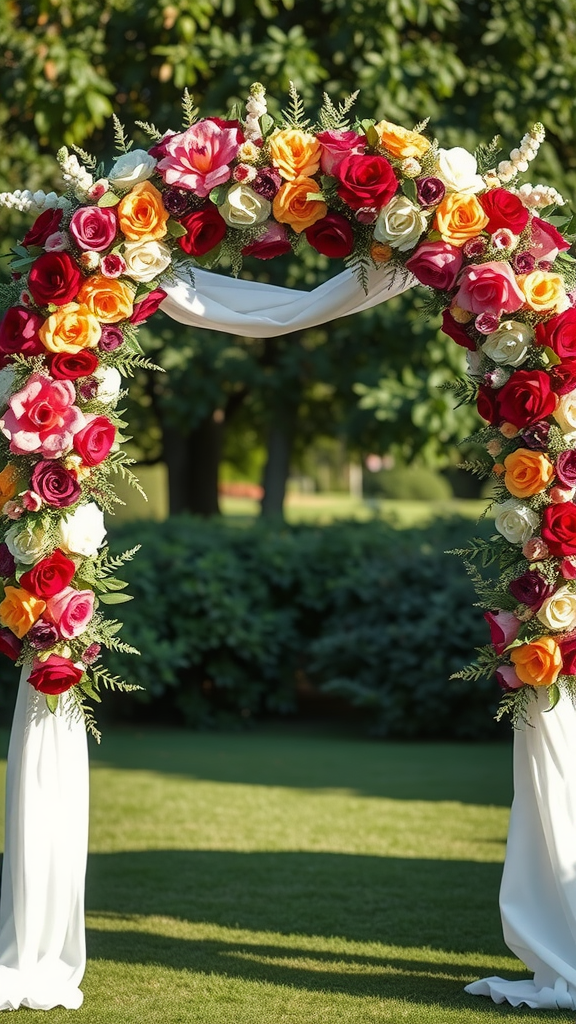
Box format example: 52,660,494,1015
45,586,95,639
0,374,85,458
156,120,241,196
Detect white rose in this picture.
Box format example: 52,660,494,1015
58,502,106,557
218,184,271,228
373,195,428,251
494,498,539,546
0,367,16,411
5,521,49,565
482,321,534,367
123,240,172,283
434,148,484,194
554,390,576,439
94,366,122,405
537,585,576,631
108,149,157,188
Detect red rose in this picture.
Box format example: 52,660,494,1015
559,634,576,675
73,415,116,466
335,154,398,211
178,206,227,257
50,350,100,380
28,654,83,695
130,288,167,325
0,627,22,662
536,308,576,358
542,503,576,557
406,241,463,291
242,222,292,260
20,549,76,598
31,460,81,508
305,212,355,258
441,309,475,351
550,360,576,395
27,252,83,307
476,383,499,424
479,188,530,235
0,306,45,362
496,370,556,428
22,208,63,248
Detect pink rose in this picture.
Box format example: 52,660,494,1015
316,130,365,175
130,288,167,325
529,217,571,264
69,206,118,252
495,664,524,691
484,610,520,655
0,307,45,363
405,241,463,291
0,374,84,458
453,261,525,316
522,536,549,561
45,586,95,639
157,120,240,196
101,253,127,278
73,414,115,466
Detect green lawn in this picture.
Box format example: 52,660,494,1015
0,726,569,1023
220,493,489,527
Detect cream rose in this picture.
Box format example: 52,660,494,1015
94,366,122,405
373,195,428,252
58,502,106,557
122,240,172,283
481,321,534,367
553,390,576,439
108,149,157,188
5,521,49,565
494,498,539,546
434,147,484,194
218,184,271,228
537,585,576,631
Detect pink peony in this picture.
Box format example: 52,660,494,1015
453,261,525,316
0,374,84,458
316,130,365,175
156,120,240,196
69,206,118,252
45,586,95,639
484,610,520,655
405,241,463,291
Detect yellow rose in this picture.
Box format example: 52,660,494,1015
517,271,566,313
503,448,555,498
375,120,430,160
39,302,101,354
268,129,322,181
0,586,46,639
117,181,170,241
0,464,19,511
76,275,134,323
272,177,327,233
434,193,489,247
510,636,562,687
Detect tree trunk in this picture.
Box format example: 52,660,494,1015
163,414,223,516
260,413,296,518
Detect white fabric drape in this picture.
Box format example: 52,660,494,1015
0,668,89,1011
160,264,416,338
466,688,576,1010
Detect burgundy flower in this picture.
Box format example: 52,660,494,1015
0,627,22,661
0,307,45,362
99,325,125,351
508,570,554,609
82,642,101,665
252,167,283,201
549,360,576,395
31,460,81,508
22,208,64,248
441,309,475,351
0,543,16,578
521,421,551,450
556,450,576,488
242,223,292,260
27,619,60,651
305,212,355,258
78,377,99,400
415,177,445,207
513,252,536,275
162,188,194,217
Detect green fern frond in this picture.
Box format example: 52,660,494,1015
280,82,310,130
134,120,163,141
182,88,200,128
112,114,133,154
317,91,359,131
71,144,97,169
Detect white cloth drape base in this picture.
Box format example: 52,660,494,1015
466,688,576,1010
0,668,89,1011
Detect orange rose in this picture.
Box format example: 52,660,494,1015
375,120,430,160
76,275,134,323
517,271,566,313
117,181,170,241
370,242,393,264
39,302,101,354
434,193,489,247
510,636,562,687
503,448,555,498
268,129,322,181
0,464,19,511
272,177,328,233
0,585,46,638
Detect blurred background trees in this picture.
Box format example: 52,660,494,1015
2,0,575,516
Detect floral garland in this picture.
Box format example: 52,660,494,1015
0,82,575,731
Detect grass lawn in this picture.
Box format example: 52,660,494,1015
0,725,570,1023
220,493,489,527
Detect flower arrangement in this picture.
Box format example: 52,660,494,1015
0,81,574,729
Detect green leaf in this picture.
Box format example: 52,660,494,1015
99,592,134,604
546,683,560,711
45,694,59,714
98,191,121,208
259,113,276,137
364,126,379,148
208,185,229,207
166,218,188,238
402,178,418,203
100,577,129,591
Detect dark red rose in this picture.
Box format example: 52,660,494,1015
513,251,536,274
206,117,245,145
27,252,82,307
496,369,556,428
479,188,530,235
535,308,576,358
532,216,571,254
73,415,116,466
50,350,100,380
0,543,16,578
27,619,59,651
441,308,475,351
0,627,22,661
508,570,554,609
31,461,81,508
22,208,64,248
28,654,83,694
559,634,576,675
476,383,499,424
99,324,125,351
242,223,291,260
0,306,45,362
335,154,398,211
541,502,576,556
162,188,193,217
305,212,355,258
148,131,176,160
130,288,167,325
521,421,551,450
178,206,227,257
556,450,576,488
416,176,445,207
20,549,76,598
550,360,576,395
82,641,101,665
252,167,283,201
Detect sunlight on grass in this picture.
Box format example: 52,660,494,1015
220,493,489,527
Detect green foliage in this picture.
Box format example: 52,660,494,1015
364,464,453,501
